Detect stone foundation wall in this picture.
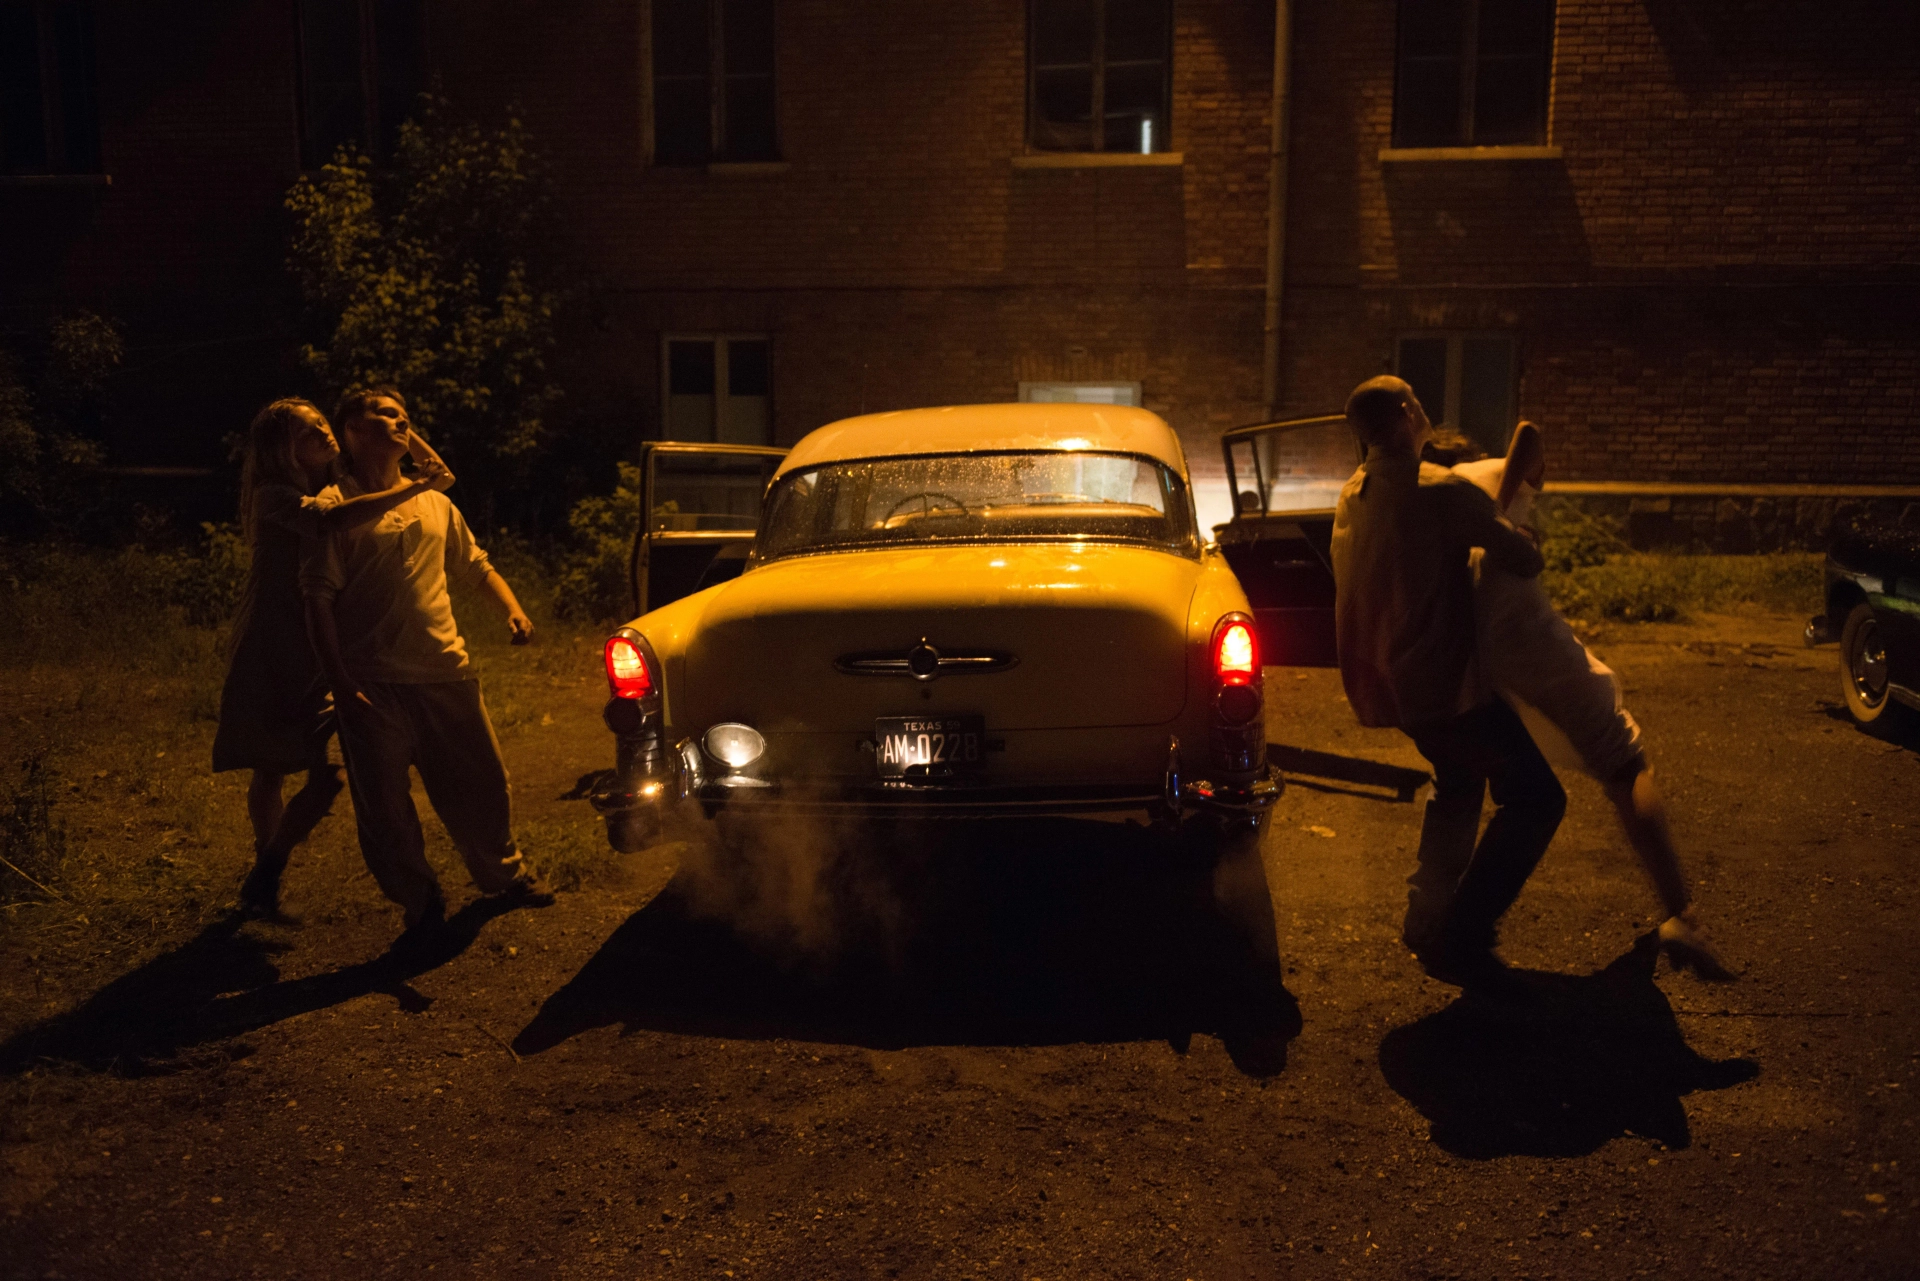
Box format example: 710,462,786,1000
1536,492,1920,554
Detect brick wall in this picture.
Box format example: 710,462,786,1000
7,1,1913,487
439,0,1273,471
1282,0,1920,484
0,1,307,466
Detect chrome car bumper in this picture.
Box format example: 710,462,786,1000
591,749,1281,828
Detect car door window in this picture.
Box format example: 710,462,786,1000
633,445,785,615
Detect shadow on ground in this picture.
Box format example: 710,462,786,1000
0,898,518,1076
1379,934,1758,1157
1268,743,1430,803
517,817,1301,1077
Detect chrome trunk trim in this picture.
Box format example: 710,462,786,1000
834,639,1018,681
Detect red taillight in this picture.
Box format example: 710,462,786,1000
1214,618,1257,685
605,634,654,700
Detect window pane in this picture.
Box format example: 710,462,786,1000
654,0,710,76
1399,0,1466,58
1103,61,1165,153
1473,55,1547,144
0,6,48,173
653,451,775,531
1033,0,1096,66
1459,337,1516,455
300,0,366,166
722,0,774,75
759,454,1193,561
1032,67,1095,150
654,79,711,164
1396,338,1449,428
1393,60,1462,147
723,74,777,159
666,340,717,441
50,4,99,172
1393,0,1465,148
373,0,426,156
1104,0,1167,63
1477,0,1552,58
727,339,770,396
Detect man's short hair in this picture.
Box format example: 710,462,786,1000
334,385,407,429
1344,376,1414,449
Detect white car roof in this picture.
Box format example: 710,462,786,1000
774,403,1190,480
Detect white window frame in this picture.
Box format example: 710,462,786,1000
660,332,773,444
1394,330,1518,451
1018,380,1143,407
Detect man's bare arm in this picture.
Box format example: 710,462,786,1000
482,568,535,645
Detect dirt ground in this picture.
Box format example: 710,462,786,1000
2,609,1916,1279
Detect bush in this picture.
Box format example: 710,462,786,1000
551,460,640,623
0,312,119,539
1545,552,1822,623
136,522,252,629
0,752,67,907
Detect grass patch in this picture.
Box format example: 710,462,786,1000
0,752,68,908
1530,500,1822,623
518,814,622,893
1544,553,1823,623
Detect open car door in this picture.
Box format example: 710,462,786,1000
1215,414,1360,668
629,442,788,616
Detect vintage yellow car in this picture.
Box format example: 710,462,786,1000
589,403,1279,847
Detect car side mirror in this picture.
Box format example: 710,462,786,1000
1236,490,1263,516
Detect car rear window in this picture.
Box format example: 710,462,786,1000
755,451,1200,562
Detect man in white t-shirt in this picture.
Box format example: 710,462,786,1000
300,388,551,949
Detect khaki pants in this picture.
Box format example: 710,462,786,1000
336,679,525,925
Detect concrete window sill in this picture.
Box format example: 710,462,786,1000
1378,145,1561,163
1011,152,1183,170
0,173,112,186
706,161,790,176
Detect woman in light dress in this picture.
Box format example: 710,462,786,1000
1425,421,1734,979
211,397,452,914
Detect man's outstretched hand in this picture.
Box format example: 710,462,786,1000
508,610,535,645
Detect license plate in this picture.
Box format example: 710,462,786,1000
874,715,985,779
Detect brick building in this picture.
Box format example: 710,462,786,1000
3,1,1915,529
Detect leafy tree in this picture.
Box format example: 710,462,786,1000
286,97,561,525
0,312,118,540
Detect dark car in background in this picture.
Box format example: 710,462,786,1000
1809,516,1920,729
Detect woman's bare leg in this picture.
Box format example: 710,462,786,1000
1604,758,1735,978
246,771,286,852
1601,759,1688,918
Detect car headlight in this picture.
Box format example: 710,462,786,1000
702,723,766,770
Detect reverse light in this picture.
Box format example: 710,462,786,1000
604,633,654,700
703,722,766,770
1213,617,1258,685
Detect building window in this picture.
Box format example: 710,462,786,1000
0,1,101,175
296,0,426,168
1028,0,1170,154
1393,0,1554,149
651,0,777,166
1019,381,1142,407
1396,333,1516,457
663,335,772,444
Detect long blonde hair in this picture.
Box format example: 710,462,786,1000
238,397,327,543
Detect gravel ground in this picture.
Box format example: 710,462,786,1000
2,610,1916,1279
